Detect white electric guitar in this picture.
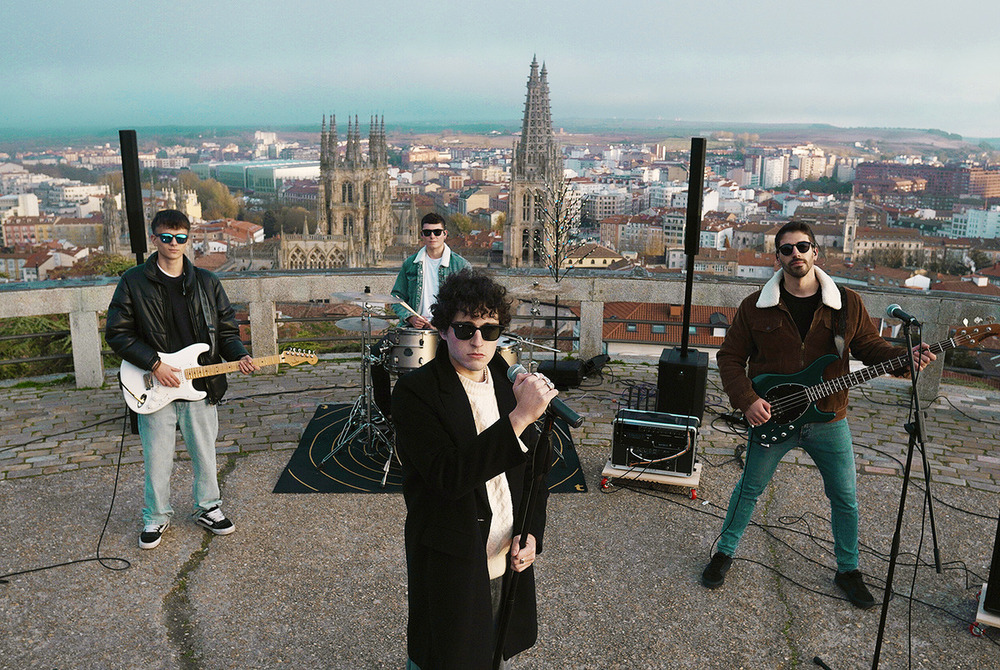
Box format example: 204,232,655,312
119,343,317,414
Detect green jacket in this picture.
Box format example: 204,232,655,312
390,245,470,323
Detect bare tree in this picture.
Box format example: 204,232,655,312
534,179,583,281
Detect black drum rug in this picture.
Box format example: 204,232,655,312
273,403,588,494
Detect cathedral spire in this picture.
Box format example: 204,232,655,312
506,57,563,268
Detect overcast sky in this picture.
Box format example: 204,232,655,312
4,1,999,137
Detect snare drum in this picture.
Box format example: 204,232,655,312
497,336,521,367
384,328,439,374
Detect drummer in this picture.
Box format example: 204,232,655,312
372,213,471,417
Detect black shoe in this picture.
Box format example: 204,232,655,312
195,507,235,536
701,552,733,589
139,521,168,550
835,569,877,609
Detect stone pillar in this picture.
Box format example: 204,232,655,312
69,310,104,388
248,300,278,373
913,321,947,404
579,300,604,359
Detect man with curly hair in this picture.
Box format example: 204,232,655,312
392,268,557,669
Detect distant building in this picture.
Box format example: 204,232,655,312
280,115,394,268
560,242,623,269
505,57,564,267
949,206,1000,239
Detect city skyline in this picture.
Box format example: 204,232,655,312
4,1,1000,139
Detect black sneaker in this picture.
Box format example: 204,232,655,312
835,569,877,609
139,521,168,550
195,507,235,536
701,552,733,589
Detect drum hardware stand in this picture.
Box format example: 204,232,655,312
319,300,394,472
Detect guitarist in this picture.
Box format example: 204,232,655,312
701,221,934,608
106,209,257,550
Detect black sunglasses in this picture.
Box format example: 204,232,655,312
421,228,445,237
156,233,189,244
451,322,503,341
777,241,815,256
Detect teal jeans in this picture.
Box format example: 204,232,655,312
137,399,222,526
716,418,860,572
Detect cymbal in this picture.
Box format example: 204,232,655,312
336,317,391,332
332,290,401,304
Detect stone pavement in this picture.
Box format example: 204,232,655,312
1,355,999,669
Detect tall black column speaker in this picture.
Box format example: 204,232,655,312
685,137,706,257
656,347,707,422
119,129,147,261
985,506,1000,614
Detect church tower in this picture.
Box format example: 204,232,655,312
842,195,858,258
505,57,563,268
281,114,393,269
100,191,126,256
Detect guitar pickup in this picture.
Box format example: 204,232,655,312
142,372,154,390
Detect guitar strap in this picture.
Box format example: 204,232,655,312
834,285,847,358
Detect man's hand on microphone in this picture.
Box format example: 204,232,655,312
509,372,558,437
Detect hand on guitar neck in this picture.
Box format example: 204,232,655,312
153,354,257,388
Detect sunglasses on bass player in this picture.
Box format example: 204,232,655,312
421,228,445,237
777,241,815,256
450,322,504,341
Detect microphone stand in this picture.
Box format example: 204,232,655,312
871,322,942,669
492,413,554,670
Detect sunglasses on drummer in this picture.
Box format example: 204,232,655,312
777,241,815,256
450,322,504,341
421,228,445,237
155,233,189,244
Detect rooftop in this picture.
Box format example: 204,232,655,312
2,356,998,667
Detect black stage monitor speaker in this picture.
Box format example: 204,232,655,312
611,409,699,476
985,506,1000,614
657,347,708,422
537,359,584,390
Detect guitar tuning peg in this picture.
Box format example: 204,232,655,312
974,317,983,324
963,318,969,326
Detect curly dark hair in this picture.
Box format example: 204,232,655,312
430,269,512,331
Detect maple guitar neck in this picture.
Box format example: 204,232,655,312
183,354,285,380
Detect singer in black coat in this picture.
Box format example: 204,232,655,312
392,343,548,669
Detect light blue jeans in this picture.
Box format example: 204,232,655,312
137,399,221,526
716,418,860,572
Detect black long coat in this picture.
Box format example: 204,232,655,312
392,344,548,669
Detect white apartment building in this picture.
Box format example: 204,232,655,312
950,206,1000,239
762,155,790,189
581,186,629,224
53,183,109,203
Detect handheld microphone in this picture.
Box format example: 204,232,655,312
506,364,584,428
886,303,920,325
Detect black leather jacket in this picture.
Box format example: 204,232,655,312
106,253,248,403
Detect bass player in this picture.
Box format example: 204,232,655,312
701,221,934,608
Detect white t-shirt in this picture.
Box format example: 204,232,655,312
417,255,443,319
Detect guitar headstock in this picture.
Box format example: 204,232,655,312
955,321,1000,345
279,348,319,366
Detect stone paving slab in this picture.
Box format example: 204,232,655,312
1,355,999,668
